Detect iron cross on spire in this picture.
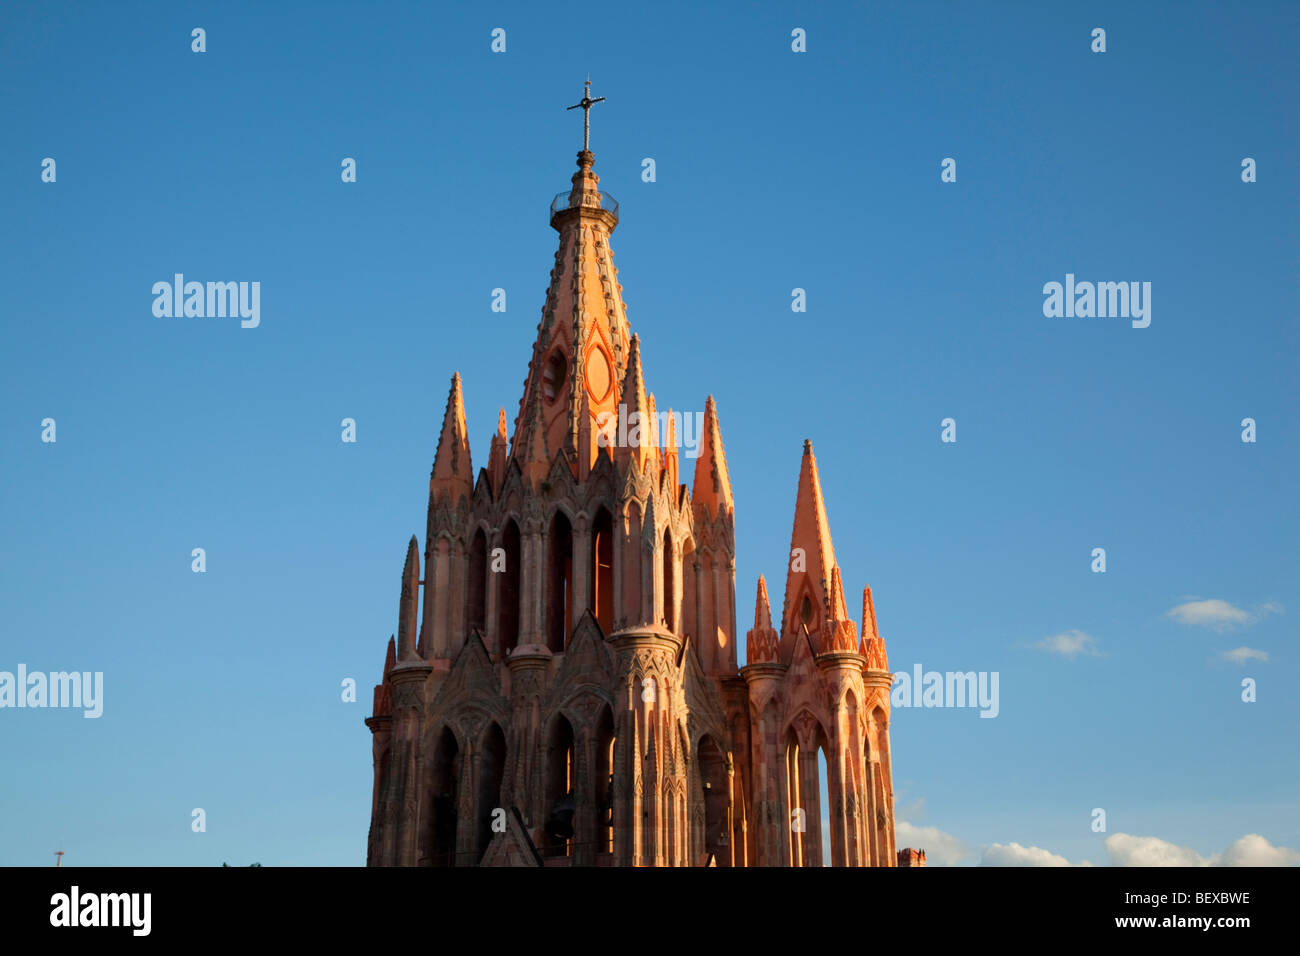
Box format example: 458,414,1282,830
566,79,605,152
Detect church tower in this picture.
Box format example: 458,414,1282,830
365,84,904,867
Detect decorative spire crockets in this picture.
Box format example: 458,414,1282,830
820,566,858,654
780,440,839,648
430,373,472,506
396,536,420,661
616,334,652,471
509,85,628,481
692,395,734,520
862,585,889,671
746,575,779,664
487,407,508,496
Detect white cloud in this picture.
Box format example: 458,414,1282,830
1221,646,1269,664
1034,629,1101,658
1217,834,1300,867
1106,832,1210,866
1166,599,1252,632
980,842,1090,867
895,821,971,866
1105,832,1300,867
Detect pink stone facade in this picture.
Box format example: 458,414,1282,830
365,144,908,867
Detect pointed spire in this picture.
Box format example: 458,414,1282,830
862,585,879,641
692,395,734,520
430,373,472,506
754,575,773,629
373,638,395,717
617,334,652,470
746,575,779,664
487,407,508,496
828,565,849,621
780,439,839,645
820,566,858,654
646,392,661,474
663,406,679,490
518,384,551,487
383,635,396,678
396,536,420,660
861,585,889,670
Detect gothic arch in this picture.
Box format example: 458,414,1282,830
590,506,614,634
546,510,574,652
467,526,488,637
543,711,577,856
426,726,461,866
475,722,507,862
497,518,522,655
697,733,728,864
593,704,616,855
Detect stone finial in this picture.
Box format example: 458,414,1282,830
746,576,779,664
780,439,838,641
430,373,472,506
616,334,652,471
861,585,889,670
819,566,858,654
487,407,508,495
691,395,734,519
396,536,420,660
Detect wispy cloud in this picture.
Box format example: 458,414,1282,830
1166,599,1283,633
1221,646,1269,664
1034,629,1101,658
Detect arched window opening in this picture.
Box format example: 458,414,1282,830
430,728,461,866
591,508,614,634
785,730,803,867
817,744,832,866
699,736,729,865
499,521,522,655
468,528,488,637
546,511,574,651
661,528,675,631
476,723,507,861
594,707,616,855
624,503,641,628
544,716,576,856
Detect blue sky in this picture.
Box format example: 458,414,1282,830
1,0,1296,866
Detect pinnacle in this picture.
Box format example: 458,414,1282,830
431,373,472,504
780,439,839,643
692,395,734,519
754,575,773,630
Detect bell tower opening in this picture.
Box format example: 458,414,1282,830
476,723,507,862
545,715,577,855
430,727,461,866
591,507,614,633
499,520,521,655
661,528,675,631
468,527,487,636
546,511,574,651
